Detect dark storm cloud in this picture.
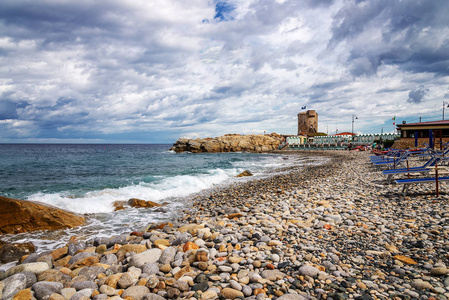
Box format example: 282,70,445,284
407,86,429,104
0,99,29,119
330,0,449,77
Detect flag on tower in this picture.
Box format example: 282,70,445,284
301,106,306,110
392,116,396,125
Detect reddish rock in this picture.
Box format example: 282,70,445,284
128,198,161,208
0,196,85,234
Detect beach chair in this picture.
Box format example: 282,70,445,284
372,151,411,170
395,176,449,195
382,155,441,183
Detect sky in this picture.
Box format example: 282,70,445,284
1,0,449,143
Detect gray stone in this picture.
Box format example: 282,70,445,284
69,288,94,300
100,254,117,265
277,294,308,300
128,249,162,268
173,280,189,292
106,235,128,248
298,265,320,278
121,286,150,300
242,285,252,296
1,273,27,300
261,270,286,281
78,266,106,280
118,273,134,289
99,285,116,296
172,233,190,246
68,252,97,266
2,262,50,280
142,263,159,275
18,271,37,288
159,247,177,265
68,242,86,256
142,293,166,300
93,294,108,300
71,280,98,291
32,281,63,300
229,280,242,291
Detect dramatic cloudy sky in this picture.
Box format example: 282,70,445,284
1,0,449,143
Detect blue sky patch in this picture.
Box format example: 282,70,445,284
214,1,236,21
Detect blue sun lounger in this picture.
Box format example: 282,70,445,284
395,176,449,195
382,156,440,183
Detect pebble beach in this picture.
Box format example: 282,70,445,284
1,150,449,300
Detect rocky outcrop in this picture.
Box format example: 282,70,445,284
0,196,85,234
170,133,283,153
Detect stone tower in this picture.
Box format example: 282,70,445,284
298,110,318,135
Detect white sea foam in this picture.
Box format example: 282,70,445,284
26,167,239,214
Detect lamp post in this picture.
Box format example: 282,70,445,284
351,115,358,141
443,101,449,120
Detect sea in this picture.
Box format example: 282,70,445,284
0,143,325,267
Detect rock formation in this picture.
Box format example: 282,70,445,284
170,133,282,153
0,196,85,234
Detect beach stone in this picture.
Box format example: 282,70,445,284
393,255,417,265
261,270,286,281
12,288,35,300
298,265,320,277
2,262,50,279
201,290,218,300
117,273,134,289
430,266,448,276
104,274,122,288
121,286,150,300
159,247,177,265
60,288,76,300
167,287,181,298
99,285,116,296
69,288,94,300
242,285,252,296
0,242,36,263
68,252,97,266
221,287,244,299
277,294,308,300
100,254,117,265
142,263,159,275
92,295,107,300
412,279,434,290
229,280,242,291
106,235,127,248
142,294,166,300
67,242,86,256
218,266,233,273
71,281,98,291
38,269,71,284
128,249,162,268
32,281,63,300
1,273,28,300
192,281,209,292
173,280,189,292
78,266,105,280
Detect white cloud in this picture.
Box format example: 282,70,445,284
0,0,448,142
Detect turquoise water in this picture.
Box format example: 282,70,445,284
0,144,321,256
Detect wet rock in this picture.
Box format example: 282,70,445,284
0,242,36,263
32,281,63,300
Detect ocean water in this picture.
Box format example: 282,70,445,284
0,144,324,261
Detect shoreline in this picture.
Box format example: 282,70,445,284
1,151,449,299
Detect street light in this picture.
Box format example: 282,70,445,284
351,115,358,141
443,101,449,120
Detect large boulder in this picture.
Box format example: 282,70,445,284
0,196,85,234
170,133,282,153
